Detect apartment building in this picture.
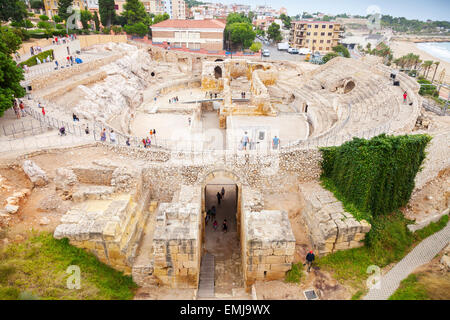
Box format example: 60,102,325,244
151,19,226,51
44,0,87,19
289,21,344,54
170,0,187,19
149,0,166,15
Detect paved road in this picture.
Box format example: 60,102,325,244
363,221,450,300
257,40,308,63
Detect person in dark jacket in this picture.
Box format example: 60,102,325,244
216,192,222,205
305,251,315,272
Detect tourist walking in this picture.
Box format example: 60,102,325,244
13,102,20,119
272,136,280,150
59,126,66,136
403,91,407,104
241,131,250,150
110,130,116,143
213,220,218,231
72,113,79,122
211,206,216,220
221,187,225,199
188,117,191,126
41,106,45,116
126,138,130,146
85,125,89,135
222,219,228,233
216,192,222,205
305,251,315,272
19,100,26,117
55,60,59,69
100,128,106,142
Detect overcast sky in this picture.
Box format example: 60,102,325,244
215,0,450,21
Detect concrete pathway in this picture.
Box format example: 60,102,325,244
363,221,450,300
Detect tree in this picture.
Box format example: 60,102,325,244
249,42,262,53
122,0,150,26
152,13,169,25
248,11,255,22
422,60,433,78
267,23,282,42
431,61,440,83
124,22,148,36
58,0,74,21
255,27,265,37
227,22,255,50
99,0,116,27
80,10,93,30
280,13,291,29
0,0,28,22
226,12,251,25
53,15,63,23
39,14,49,21
30,0,44,10
322,52,339,63
0,27,25,117
332,44,350,58
93,11,100,31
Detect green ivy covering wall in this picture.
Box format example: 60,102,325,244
320,134,431,221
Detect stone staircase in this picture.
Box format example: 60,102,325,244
197,253,215,299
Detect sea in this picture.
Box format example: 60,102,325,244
416,42,450,63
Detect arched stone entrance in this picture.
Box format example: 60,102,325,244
214,66,223,79
199,169,245,293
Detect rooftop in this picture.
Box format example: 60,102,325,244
151,19,226,30
292,20,339,24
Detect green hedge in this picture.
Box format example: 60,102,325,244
320,134,431,221
19,50,53,67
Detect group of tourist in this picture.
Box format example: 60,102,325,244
204,187,229,233
37,102,46,116
30,46,43,56
53,34,76,45
205,92,218,99
100,128,116,143
168,96,179,104
12,99,26,119
54,56,83,70
239,131,280,150
240,92,247,99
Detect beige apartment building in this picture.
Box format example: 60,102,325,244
151,19,226,51
289,21,344,54
44,0,87,18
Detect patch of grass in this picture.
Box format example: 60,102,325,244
389,274,430,300
316,213,448,289
285,263,304,283
351,290,365,300
0,232,137,300
19,50,54,68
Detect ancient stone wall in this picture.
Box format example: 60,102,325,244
242,209,296,287
298,183,371,256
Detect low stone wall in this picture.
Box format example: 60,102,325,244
298,182,371,256
71,165,115,185
243,210,296,287
151,186,202,288
78,35,128,48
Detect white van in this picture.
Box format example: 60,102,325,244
298,48,312,55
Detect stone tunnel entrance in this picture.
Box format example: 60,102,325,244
201,171,244,295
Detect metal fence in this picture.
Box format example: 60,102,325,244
423,100,448,116
0,117,51,138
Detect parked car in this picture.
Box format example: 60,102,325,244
262,49,270,57
288,48,299,54
298,48,312,55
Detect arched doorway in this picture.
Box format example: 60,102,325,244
200,170,244,294
214,66,222,79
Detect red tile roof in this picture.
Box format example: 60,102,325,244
151,19,226,29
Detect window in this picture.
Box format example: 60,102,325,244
328,32,332,36
306,39,309,43
322,25,326,28
320,40,324,43
326,47,330,51
313,40,316,43
315,25,319,28
321,32,325,36
319,47,323,50
308,24,311,28
327,40,331,43
313,32,317,36
306,32,310,36
329,25,333,28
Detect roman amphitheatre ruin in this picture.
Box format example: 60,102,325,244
0,37,449,300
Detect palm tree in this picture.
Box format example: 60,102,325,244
431,61,440,83
422,60,433,78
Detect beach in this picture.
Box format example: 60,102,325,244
390,40,450,84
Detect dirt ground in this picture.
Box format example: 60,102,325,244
261,185,352,300
403,168,450,223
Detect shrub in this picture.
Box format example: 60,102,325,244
320,134,431,222
37,21,52,29
249,42,262,53
19,50,53,67
39,15,49,21
102,27,111,35
322,52,339,63
417,78,438,96
285,263,304,283
112,26,122,34
56,24,64,30
124,23,148,37
332,44,350,58
12,28,30,41
53,15,63,23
